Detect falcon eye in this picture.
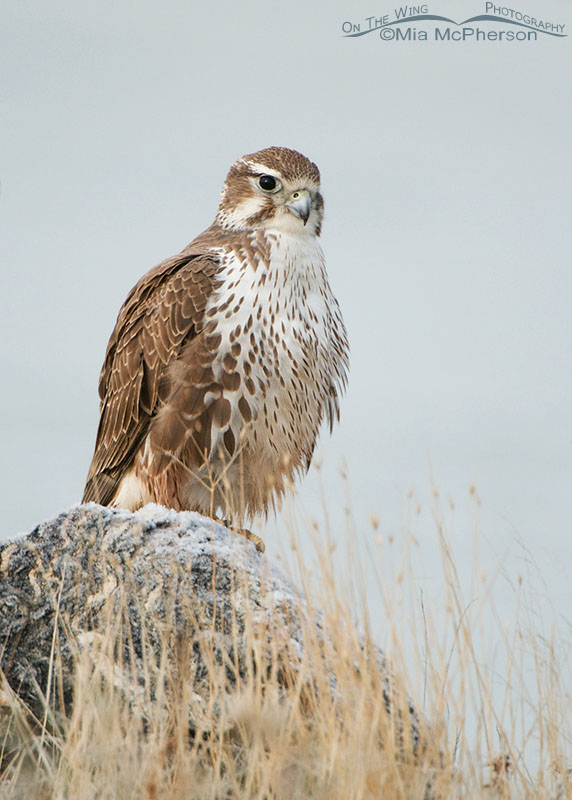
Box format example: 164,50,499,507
258,174,280,193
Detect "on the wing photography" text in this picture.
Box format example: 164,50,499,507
342,2,566,43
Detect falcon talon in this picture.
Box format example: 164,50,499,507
220,517,265,553
233,527,266,553
82,147,349,527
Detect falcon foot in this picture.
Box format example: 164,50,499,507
222,520,265,553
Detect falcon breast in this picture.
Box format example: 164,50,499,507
83,146,349,525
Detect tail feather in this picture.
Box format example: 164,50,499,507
82,470,120,507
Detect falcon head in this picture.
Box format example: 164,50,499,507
216,146,324,236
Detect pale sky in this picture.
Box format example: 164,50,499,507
2,0,571,632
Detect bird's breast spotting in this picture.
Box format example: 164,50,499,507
201,231,343,472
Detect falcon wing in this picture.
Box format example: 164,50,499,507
82,247,220,506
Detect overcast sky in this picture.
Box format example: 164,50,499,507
2,1,571,636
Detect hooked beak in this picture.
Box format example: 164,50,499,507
285,189,311,225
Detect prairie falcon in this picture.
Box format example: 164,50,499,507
83,147,349,534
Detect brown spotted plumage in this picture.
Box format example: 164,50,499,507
83,147,349,526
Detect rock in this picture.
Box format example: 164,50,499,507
0,504,421,751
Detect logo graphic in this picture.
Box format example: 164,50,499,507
342,3,566,42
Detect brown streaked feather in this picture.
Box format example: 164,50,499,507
147,336,222,472
82,228,226,505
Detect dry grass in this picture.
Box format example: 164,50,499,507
1,489,571,799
